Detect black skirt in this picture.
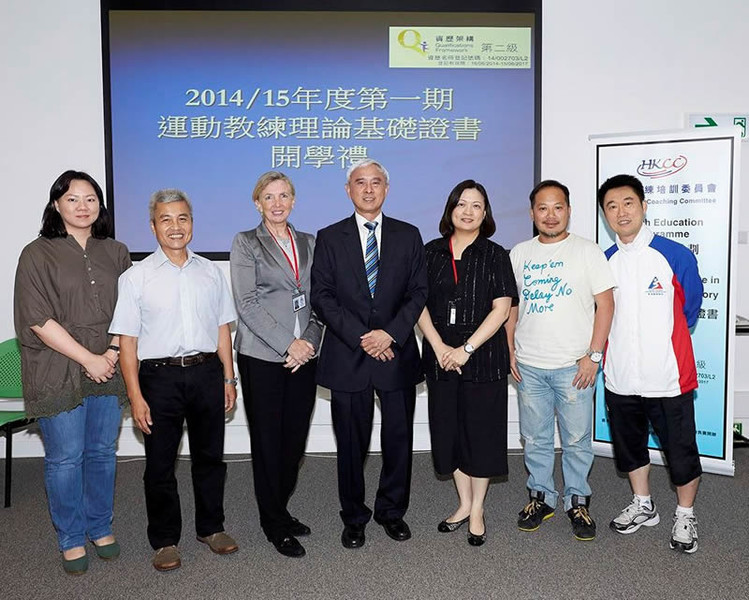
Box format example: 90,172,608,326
427,376,508,478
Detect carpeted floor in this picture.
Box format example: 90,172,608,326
1,447,748,600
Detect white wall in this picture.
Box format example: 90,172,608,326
541,0,749,429
2,0,747,457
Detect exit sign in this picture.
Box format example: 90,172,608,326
687,113,748,141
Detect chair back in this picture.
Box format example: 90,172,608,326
0,339,23,399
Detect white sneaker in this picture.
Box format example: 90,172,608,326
609,495,660,534
670,512,698,553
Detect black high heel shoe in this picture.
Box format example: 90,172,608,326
437,515,470,533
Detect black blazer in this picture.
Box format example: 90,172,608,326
311,214,427,393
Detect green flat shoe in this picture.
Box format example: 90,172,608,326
62,554,89,575
93,540,121,560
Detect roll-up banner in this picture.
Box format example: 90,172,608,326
590,127,741,476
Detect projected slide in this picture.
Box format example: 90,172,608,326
106,9,537,255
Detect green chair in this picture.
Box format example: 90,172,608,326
0,338,31,508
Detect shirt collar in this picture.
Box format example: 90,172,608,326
616,224,654,252
354,211,383,230
434,234,489,254
63,234,92,252
532,232,572,248
153,245,196,268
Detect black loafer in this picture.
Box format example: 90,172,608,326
341,524,366,549
381,518,412,542
288,517,311,537
468,517,486,546
272,535,305,558
438,515,470,533
468,530,486,546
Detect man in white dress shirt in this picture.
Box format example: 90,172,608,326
110,189,239,571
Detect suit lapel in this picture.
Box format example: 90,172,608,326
378,215,396,277
374,215,400,302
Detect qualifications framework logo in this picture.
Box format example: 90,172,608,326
388,27,531,70
397,29,428,55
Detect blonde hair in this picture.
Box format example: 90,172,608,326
252,171,296,203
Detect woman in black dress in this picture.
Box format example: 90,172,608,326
417,179,517,546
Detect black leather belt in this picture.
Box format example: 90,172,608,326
141,352,216,368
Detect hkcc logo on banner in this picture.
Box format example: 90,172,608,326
636,155,688,179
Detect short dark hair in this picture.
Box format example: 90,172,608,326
40,170,113,239
438,179,496,238
597,174,645,209
529,179,570,207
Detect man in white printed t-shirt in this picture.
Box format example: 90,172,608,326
505,180,615,542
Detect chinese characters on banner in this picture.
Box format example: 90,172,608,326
157,86,480,170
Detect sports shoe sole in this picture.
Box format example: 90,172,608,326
573,532,596,541
517,511,554,532
670,538,698,553
610,512,660,535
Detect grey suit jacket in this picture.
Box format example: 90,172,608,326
230,221,323,362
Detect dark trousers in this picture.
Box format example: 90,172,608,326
139,355,227,549
237,353,317,542
331,386,416,526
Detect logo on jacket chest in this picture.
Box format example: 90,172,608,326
646,276,666,296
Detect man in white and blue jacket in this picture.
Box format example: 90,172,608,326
598,173,703,554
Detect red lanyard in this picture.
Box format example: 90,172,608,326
448,237,458,285
268,226,300,288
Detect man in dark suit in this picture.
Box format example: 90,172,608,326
311,159,427,549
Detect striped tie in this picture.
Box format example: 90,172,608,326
364,221,379,298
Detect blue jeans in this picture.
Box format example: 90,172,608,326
516,363,594,511
38,395,122,551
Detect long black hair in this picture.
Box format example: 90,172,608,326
40,170,113,239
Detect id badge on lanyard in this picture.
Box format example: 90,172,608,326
447,300,457,325
292,290,306,312
448,238,459,325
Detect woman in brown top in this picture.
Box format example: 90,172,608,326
14,170,131,574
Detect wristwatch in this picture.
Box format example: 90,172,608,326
463,342,475,355
224,377,239,386
586,348,603,363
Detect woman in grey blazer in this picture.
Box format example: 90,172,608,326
230,171,323,558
